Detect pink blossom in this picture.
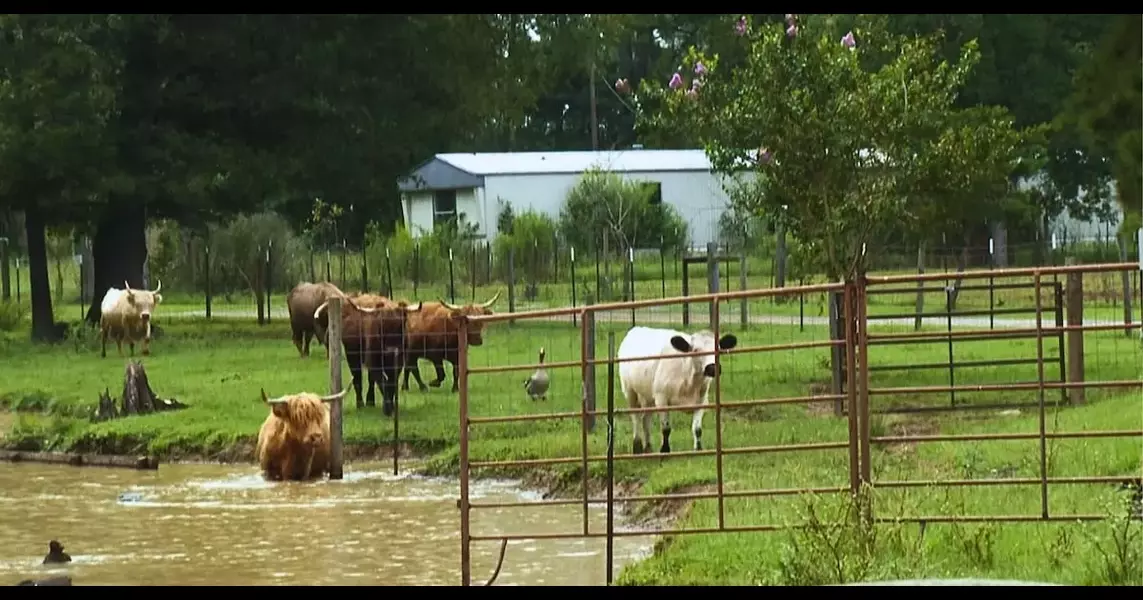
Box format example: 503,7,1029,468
786,24,798,38
615,78,631,94
757,147,773,165
785,14,796,23
691,77,704,89
735,16,747,36
669,72,684,90
841,31,855,49
685,87,698,100
694,62,707,76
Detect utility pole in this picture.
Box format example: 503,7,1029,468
589,61,599,150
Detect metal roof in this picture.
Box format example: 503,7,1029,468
397,149,716,192
437,149,712,176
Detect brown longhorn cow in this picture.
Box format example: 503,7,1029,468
401,292,500,394
314,293,422,415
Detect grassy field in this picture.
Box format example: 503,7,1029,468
0,298,1140,585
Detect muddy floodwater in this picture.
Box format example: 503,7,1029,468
0,461,654,586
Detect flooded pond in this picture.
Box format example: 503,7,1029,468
0,461,654,586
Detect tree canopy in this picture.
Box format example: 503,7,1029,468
632,15,1030,279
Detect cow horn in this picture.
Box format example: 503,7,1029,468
152,279,162,294
405,301,423,312
124,280,133,292
346,298,377,313
440,299,463,311
261,388,287,404
479,291,501,309
319,389,348,403
313,301,329,320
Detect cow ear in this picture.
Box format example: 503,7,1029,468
718,334,738,350
669,335,692,353
271,403,289,419
153,293,163,305
126,292,136,304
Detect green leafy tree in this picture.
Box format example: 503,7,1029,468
0,14,119,340
1060,14,1142,232
635,14,1027,280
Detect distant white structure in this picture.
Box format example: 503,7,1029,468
396,149,749,247
1018,173,1125,242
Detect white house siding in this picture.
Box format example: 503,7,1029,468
402,188,487,237
478,170,738,247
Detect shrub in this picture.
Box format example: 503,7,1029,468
558,168,688,256
0,301,27,332
492,206,559,282
208,212,306,298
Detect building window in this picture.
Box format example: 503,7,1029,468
433,189,458,227
641,182,663,205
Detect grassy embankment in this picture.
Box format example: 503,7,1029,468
0,302,1140,585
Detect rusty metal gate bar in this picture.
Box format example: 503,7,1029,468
456,262,1142,586
861,263,1143,524
862,279,1066,413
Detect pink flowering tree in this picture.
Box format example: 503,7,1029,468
631,15,1031,280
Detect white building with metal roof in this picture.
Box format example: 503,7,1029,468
396,149,747,247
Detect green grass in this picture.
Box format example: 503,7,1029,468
0,308,1140,585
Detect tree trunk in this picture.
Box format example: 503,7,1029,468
85,199,147,325
0,216,10,301
24,205,60,343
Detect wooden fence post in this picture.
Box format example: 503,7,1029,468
327,297,345,479
1065,258,1085,405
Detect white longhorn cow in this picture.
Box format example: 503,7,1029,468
99,279,163,358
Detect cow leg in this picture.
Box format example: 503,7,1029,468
427,357,446,388
640,412,654,455
691,406,705,451
625,388,644,455
364,357,377,408
302,330,313,357
379,354,398,417
115,338,123,357
448,356,460,393
406,357,430,392
292,327,306,357
100,328,108,358
654,394,671,454
129,341,135,356
141,323,151,356
346,351,365,409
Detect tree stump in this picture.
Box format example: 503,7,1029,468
93,361,188,421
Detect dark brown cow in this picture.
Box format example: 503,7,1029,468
401,292,500,393
314,293,421,415
286,281,347,358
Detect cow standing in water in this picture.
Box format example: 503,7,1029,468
255,388,347,481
